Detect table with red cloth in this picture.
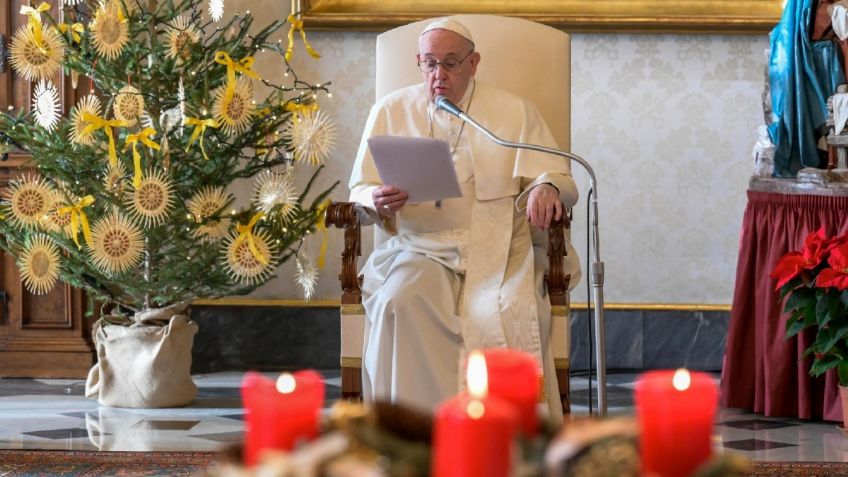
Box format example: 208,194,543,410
721,177,848,422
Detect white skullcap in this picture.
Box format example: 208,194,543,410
419,18,475,47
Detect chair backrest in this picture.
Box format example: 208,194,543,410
375,14,571,151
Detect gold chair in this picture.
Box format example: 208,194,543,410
325,14,576,412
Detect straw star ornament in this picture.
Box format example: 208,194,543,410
19,234,61,295
70,95,103,146
88,212,144,275
3,175,55,230
9,22,64,82
187,187,232,242
285,109,336,165
209,0,224,21
32,79,60,132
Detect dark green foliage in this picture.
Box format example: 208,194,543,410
0,0,336,313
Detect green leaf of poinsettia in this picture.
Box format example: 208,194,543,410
819,327,848,355
838,362,848,387
786,287,815,312
816,297,831,327
786,317,807,339
811,354,840,376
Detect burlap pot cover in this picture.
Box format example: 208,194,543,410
85,302,198,408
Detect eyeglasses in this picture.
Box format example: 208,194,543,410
417,51,474,73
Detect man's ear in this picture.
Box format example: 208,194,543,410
469,51,481,75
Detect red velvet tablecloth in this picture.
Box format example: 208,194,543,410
721,190,848,421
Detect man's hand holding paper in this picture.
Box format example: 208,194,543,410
366,136,463,213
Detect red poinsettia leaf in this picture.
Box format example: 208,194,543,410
828,244,848,270
802,227,833,268
816,268,848,290
771,252,806,290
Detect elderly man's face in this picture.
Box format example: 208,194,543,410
417,29,479,104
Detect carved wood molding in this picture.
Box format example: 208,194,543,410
546,210,571,308
325,202,363,305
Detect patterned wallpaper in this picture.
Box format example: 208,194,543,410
229,0,769,304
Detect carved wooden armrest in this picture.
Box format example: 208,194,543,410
546,209,572,307
326,200,572,306
325,202,363,305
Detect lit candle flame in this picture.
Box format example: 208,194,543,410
276,373,297,394
672,368,691,391
467,351,488,399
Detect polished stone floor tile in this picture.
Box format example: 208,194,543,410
219,413,246,421
718,419,800,431
1,370,848,462
722,438,798,452
191,431,245,443
23,428,94,440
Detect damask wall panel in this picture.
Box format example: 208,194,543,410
228,0,769,305
569,34,768,305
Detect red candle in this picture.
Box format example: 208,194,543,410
635,369,718,477
431,352,519,477
241,370,325,467
484,348,541,436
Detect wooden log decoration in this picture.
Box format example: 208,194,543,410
325,202,363,305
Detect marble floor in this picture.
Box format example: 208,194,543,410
0,371,846,464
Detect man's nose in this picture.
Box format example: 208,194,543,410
433,64,449,78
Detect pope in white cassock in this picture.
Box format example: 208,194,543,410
348,18,581,421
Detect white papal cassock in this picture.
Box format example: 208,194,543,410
348,80,581,421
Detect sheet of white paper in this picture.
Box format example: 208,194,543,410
367,135,463,204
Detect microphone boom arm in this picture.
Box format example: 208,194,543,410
444,100,608,415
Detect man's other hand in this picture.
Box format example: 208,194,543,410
372,185,409,217
526,184,562,229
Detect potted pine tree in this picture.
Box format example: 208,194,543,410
0,0,336,407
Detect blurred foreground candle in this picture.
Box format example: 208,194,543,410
431,351,518,477
241,370,325,467
635,369,718,477
484,348,541,436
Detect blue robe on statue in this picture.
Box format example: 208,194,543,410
768,0,845,177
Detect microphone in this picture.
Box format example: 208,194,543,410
440,97,609,415
435,95,467,119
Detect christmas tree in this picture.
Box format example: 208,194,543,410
0,0,336,312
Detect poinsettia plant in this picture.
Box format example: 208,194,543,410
771,228,848,386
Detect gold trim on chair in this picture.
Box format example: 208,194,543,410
570,303,731,312
341,357,363,368
341,304,366,315
554,358,570,369
551,305,570,316
301,0,782,34
193,297,732,311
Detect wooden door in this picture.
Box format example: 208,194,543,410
0,0,94,378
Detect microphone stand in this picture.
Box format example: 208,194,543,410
437,97,608,415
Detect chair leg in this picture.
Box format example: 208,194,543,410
557,366,570,415
341,365,363,401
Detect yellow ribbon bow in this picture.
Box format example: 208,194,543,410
314,199,330,269
20,2,51,50
213,51,260,102
59,22,84,43
184,117,219,161
57,195,95,249
285,14,321,63
234,212,269,265
81,113,129,166
124,128,160,188
284,101,318,117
